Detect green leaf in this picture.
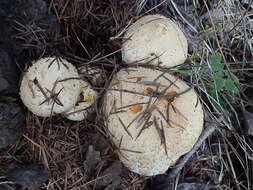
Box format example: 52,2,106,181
214,76,225,92
210,52,222,64
229,72,240,84
224,78,239,94
209,53,223,72
209,89,225,110
206,31,215,40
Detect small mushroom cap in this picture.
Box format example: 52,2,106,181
20,57,82,117
122,14,188,68
103,67,203,176
65,81,97,121
78,66,105,86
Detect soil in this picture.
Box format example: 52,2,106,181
0,102,25,150
0,184,16,190
5,163,49,189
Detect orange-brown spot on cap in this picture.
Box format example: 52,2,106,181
164,91,177,103
144,87,154,95
129,105,143,114
139,96,144,99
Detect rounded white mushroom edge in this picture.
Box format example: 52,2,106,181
20,57,82,117
103,67,203,176
122,14,188,68
64,81,97,121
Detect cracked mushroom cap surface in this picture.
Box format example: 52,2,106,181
20,57,82,117
103,67,203,176
65,81,97,121
122,14,188,68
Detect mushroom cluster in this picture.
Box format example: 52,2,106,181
19,14,203,177
20,57,97,121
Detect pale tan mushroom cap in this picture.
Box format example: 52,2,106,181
65,81,97,121
122,14,188,68
103,67,203,176
20,57,82,117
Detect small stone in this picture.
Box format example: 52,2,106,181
6,164,49,189
0,184,17,190
0,0,46,21
0,102,25,150
0,49,19,96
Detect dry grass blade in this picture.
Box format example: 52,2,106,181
58,77,82,83
160,120,168,156
119,136,123,150
117,136,131,161
40,80,58,105
162,75,180,89
108,98,117,116
126,110,143,129
138,105,155,126
23,135,44,150
153,116,163,145
110,110,127,115
135,115,153,140
58,57,69,70
120,148,142,154
46,87,64,107
47,57,59,69
154,105,170,126
118,118,133,139
170,103,188,121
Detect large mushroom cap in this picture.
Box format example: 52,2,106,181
65,81,97,121
103,67,203,176
20,57,82,117
122,14,188,68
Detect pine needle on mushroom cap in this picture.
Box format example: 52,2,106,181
103,67,204,176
